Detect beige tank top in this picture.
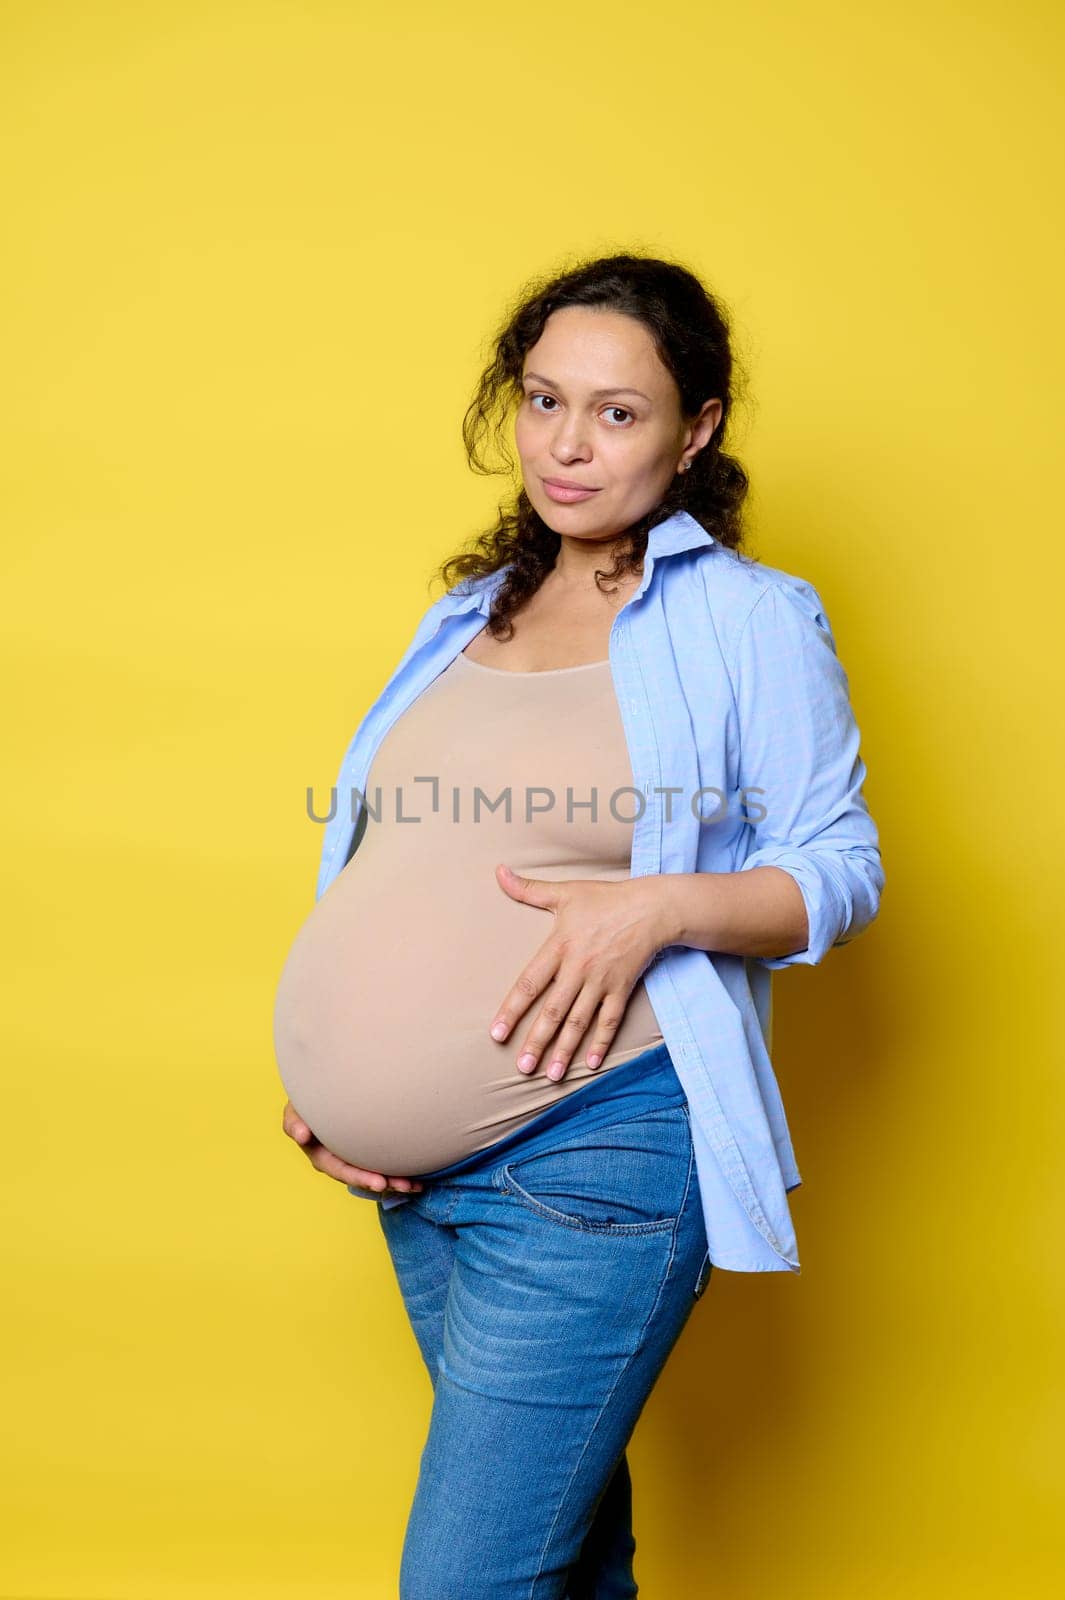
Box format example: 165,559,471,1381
272,647,664,1176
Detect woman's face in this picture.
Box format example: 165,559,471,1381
514,305,721,543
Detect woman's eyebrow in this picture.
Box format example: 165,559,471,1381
522,370,652,403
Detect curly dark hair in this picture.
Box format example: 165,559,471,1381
432,251,756,640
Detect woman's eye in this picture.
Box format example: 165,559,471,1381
529,395,633,426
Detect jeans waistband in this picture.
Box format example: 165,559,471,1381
414,1039,685,1184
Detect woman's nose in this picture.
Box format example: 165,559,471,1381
551,423,593,460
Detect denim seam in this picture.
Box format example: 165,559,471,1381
633,1139,694,1350
500,1173,679,1236
527,1132,697,1597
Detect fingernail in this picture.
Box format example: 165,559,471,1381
491,1021,508,1040
587,1054,601,1069
547,1061,565,1080
518,1053,536,1073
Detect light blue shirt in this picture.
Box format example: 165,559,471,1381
314,508,884,1273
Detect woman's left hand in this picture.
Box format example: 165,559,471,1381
488,862,672,1081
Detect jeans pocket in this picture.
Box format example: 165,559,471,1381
495,1102,694,1235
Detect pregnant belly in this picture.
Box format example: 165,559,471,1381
272,856,663,1176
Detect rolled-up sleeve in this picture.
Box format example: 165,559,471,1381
734,579,884,968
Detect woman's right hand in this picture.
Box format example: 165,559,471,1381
282,1101,424,1198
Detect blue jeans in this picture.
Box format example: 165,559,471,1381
376,1040,713,1599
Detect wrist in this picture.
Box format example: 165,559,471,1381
634,874,684,953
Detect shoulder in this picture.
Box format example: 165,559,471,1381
685,544,834,656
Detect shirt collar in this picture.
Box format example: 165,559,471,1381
445,508,715,619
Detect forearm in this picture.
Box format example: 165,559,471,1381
644,867,810,961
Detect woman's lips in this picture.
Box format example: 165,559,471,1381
542,479,602,503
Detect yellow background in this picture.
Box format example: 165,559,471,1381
3,1,1062,1594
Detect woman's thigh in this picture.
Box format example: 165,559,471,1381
378,1196,642,1599
387,1101,710,1600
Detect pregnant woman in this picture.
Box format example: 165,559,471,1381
274,252,884,1597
